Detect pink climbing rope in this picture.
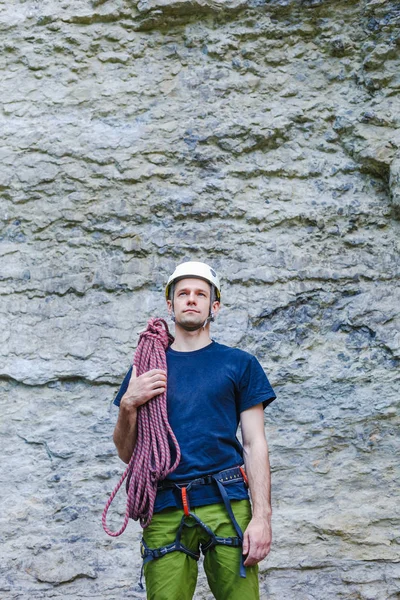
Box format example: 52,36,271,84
102,318,181,536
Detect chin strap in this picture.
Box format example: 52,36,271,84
171,311,214,332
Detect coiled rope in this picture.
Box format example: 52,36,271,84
102,318,181,535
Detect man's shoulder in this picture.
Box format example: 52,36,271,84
212,341,255,363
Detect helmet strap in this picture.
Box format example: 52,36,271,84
202,286,216,328
170,283,176,322
201,312,214,330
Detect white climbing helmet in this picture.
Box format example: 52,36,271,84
165,261,221,302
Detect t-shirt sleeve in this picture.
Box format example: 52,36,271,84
237,355,276,412
113,366,133,407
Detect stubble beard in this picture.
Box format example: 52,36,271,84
176,310,205,331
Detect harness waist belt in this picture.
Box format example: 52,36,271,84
157,465,246,491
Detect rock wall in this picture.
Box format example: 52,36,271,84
0,0,399,598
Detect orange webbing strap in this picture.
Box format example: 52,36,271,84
181,487,190,516
239,467,249,487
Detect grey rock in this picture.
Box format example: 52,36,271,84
389,155,400,209
28,552,97,584
0,0,399,598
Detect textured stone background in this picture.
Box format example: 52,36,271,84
0,0,399,598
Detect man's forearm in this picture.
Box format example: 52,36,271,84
243,438,272,520
113,403,138,463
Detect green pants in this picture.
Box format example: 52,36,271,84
142,499,259,600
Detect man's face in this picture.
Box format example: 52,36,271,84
167,278,219,329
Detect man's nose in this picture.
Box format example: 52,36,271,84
187,292,197,303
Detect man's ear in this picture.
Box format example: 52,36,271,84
212,301,220,317
166,299,173,315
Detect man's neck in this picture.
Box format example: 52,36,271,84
171,325,213,352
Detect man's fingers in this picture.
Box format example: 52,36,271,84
243,545,255,567
242,530,270,566
129,368,166,386
150,377,167,387
125,367,167,404
152,386,167,397
150,380,166,390
146,369,167,378
243,543,270,567
131,368,166,379
243,548,258,567
242,532,249,556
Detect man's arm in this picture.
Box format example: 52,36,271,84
240,403,272,567
113,366,167,463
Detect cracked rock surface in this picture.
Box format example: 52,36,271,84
0,0,399,598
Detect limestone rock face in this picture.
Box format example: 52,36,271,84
0,0,399,598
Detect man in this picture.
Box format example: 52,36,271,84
112,261,276,600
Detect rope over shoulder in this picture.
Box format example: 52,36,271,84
102,318,180,536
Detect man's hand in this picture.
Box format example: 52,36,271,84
242,516,272,567
121,366,167,411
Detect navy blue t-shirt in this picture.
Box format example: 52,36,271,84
113,341,276,512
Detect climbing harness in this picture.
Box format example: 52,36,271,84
140,465,249,587
102,318,181,535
